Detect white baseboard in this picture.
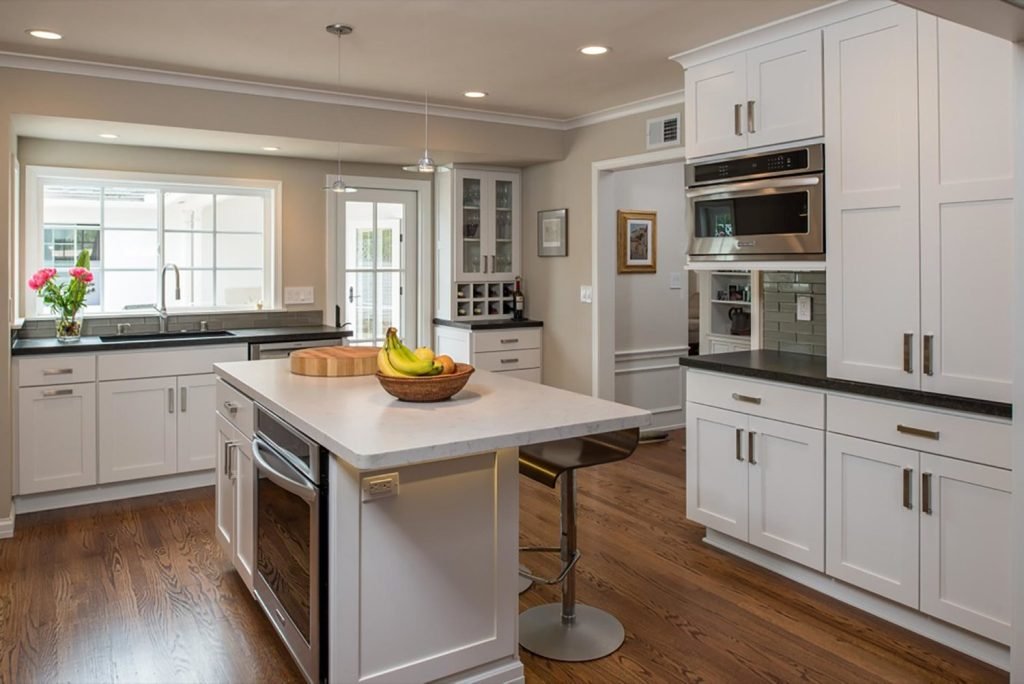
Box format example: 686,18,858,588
704,530,1010,671
439,657,524,684
0,512,14,539
14,470,215,515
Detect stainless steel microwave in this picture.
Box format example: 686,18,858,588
686,144,824,261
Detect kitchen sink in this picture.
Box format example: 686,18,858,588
99,330,237,342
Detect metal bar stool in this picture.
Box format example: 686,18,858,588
518,427,640,662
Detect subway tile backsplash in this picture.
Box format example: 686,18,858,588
16,309,325,339
762,272,826,356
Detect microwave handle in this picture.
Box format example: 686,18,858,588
252,438,318,503
686,174,820,198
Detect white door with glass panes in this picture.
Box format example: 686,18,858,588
337,189,418,346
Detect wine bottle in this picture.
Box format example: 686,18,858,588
513,277,525,321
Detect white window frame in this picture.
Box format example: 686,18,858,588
24,165,282,318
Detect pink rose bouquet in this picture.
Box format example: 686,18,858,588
28,249,95,342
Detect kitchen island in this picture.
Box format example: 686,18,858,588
213,359,650,684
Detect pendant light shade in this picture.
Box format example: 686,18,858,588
403,94,448,173
324,23,357,193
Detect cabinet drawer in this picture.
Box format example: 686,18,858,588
98,344,247,380
217,378,254,439
17,354,96,387
827,394,1011,469
474,328,541,353
474,348,541,372
686,370,824,429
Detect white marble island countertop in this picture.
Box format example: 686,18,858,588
214,359,651,470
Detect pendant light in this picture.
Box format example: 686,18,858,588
403,93,448,173
323,23,357,193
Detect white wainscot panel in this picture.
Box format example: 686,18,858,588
614,347,687,431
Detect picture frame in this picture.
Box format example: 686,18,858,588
617,210,657,273
537,208,568,257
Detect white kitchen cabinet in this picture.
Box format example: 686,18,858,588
98,377,178,484
17,383,97,495
434,325,543,383
705,335,750,355
825,4,921,390
919,452,1012,645
917,16,1015,403
683,32,822,158
233,436,255,591
176,373,218,473
215,415,238,557
825,433,920,608
686,402,749,540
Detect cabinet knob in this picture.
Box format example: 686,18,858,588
223,401,239,415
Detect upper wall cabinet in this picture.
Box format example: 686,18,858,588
684,31,823,159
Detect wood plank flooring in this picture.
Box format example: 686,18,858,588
0,430,1007,683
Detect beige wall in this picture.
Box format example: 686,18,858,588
521,105,684,394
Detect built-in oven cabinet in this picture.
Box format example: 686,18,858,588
215,414,255,593
825,6,1015,403
683,31,823,159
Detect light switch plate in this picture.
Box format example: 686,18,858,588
796,295,813,321
362,473,399,502
669,272,682,290
284,286,315,305
580,285,593,304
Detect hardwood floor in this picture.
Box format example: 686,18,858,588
0,430,1007,683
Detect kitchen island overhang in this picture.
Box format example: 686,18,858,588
214,359,650,684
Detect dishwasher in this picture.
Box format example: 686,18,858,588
249,338,346,360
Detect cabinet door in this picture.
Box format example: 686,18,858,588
919,453,1012,644
17,383,97,494
685,403,748,539
454,170,485,281
745,31,823,148
215,416,239,557
487,172,519,280
684,53,748,158
918,16,1015,403
233,436,256,592
825,5,921,389
98,377,177,484
176,374,218,472
825,434,919,607
747,417,824,571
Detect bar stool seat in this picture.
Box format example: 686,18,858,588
518,427,640,662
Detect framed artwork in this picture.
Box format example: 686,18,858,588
617,210,657,273
537,208,568,257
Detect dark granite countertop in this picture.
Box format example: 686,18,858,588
433,318,543,330
12,326,352,356
679,350,1011,419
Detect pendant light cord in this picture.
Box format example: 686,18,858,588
335,29,343,181
424,92,429,155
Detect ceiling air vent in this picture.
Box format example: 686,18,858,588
646,113,681,150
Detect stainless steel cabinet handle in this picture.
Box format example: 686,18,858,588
42,368,73,376
747,431,757,465
897,424,940,440
734,104,743,136
180,387,188,413
42,388,73,397
902,467,913,510
731,393,762,405
747,100,756,133
168,388,175,414
223,401,239,415
500,338,520,344
923,334,934,376
903,333,913,374
735,428,743,461
922,472,933,515
500,358,519,364
223,441,234,476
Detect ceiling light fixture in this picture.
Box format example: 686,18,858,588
402,93,448,174
262,146,280,151
579,45,609,56
98,133,119,139
26,29,62,40
323,23,358,194
463,91,487,99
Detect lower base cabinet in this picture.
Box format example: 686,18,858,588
216,414,254,591
98,377,178,483
435,325,542,382
17,383,97,494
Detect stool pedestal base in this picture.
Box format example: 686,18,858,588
518,603,625,662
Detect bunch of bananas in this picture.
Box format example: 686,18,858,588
378,327,457,377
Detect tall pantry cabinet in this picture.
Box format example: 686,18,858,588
826,5,1015,403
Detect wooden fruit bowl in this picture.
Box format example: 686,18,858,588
375,364,475,402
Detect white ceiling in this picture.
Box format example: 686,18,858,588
0,0,825,121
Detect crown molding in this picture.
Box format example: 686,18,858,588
0,50,685,132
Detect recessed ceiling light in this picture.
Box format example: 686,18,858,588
262,146,280,151
463,91,487,99
98,133,119,139
27,29,62,40
579,45,609,56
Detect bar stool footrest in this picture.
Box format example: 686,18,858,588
518,551,580,586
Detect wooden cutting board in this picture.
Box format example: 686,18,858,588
289,346,379,377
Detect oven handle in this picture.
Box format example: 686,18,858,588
686,174,820,198
252,438,318,503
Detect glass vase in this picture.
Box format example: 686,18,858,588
55,312,82,343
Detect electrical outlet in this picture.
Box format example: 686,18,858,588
580,285,593,304
796,295,813,322
284,287,314,305
362,473,399,502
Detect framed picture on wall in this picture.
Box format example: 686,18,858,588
617,210,657,273
537,208,568,257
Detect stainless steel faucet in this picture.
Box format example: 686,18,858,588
154,263,181,333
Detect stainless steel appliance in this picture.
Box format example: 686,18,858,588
249,338,345,360
251,405,328,684
686,144,824,261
